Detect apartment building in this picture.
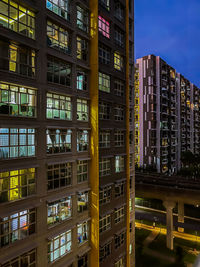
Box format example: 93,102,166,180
135,55,200,174
0,0,134,267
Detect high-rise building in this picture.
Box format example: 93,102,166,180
135,55,200,174
0,1,134,267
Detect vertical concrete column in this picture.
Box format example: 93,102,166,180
163,201,176,250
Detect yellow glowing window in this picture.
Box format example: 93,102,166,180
0,168,36,203
114,52,123,71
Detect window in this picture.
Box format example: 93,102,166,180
115,2,124,22
115,257,124,267
77,6,89,32
99,72,110,93
77,160,88,183
129,131,133,145
115,182,125,198
0,168,36,203
0,82,36,117
0,128,35,159
115,131,124,147
114,105,124,121
0,0,35,38
77,221,88,244
47,162,72,190
0,208,36,247
46,0,70,20
77,99,89,121
129,198,133,211
115,207,125,224
114,79,124,96
129,109,133,123
77,191,88,212
99,101,111,120
130,175,133,189
99,131,110,148
115,232,125,248
47,21,70,53
47,197,71,225
47,58,71,86
114,27,124,47
99,0,110,10
99,44,110,64
99,158,111,176
99,214,111,233
114,52,123,71
130,153,133,168
77,69,88,90
2,249,36,267
0,41,35,77
78,254,88,267
115,156,124,173
47,93,71,120
98,16,110,38
77,130,89,152
48,230,72,263
99,186,111,205
100,242,111,262
77,37,88,61
46,129,71,154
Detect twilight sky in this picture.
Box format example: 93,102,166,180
135,0,200,86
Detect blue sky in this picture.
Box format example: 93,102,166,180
135,0,200,86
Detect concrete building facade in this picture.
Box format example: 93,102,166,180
0,0,134,267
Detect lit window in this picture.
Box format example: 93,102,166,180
99,101,111,120
98,16,110,38
0,128,35,159
115,2,124,22
114,27,124,47
0,82,36,117
46,129,72,154
115,131,124,147
77,130,89,152
0,168,36,203
99,72,110,93
47,21,70,54
48,230,72,263
99,44,110,64
115,156,124,173
100,214,111,233
77,160,88,183
77,37,88,61
0,208,36,247
99,158,111,176
77,69,88,90
47,197,71,225
129,198,133,211
99,186,111,205
47,57,71,86
99,0,110,10
77,99,89,121
46,93,71,120
100,242,111,262
77,191,88,213
114,105,124,121
47,163,72,190
77,6,89,32
0,41,36,77
115,182,125,198
114,79,124,96
0,0,35,39
2,249,36,267
99,131,110,148
114,52,123,71
77,221,89,244
46,0,70,20
115,206,125,224
115,232,125,248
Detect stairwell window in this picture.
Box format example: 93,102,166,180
115,156,124,173
99,72,110,93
